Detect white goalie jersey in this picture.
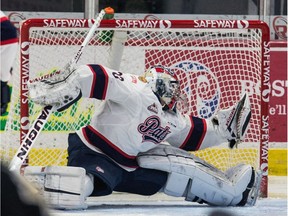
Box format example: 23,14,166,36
75,64,224,171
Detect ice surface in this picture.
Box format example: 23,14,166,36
50,199,287,216
49,176,287,216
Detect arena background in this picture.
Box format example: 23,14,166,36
1,0,287,175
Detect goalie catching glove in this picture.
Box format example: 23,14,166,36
28,66,82,112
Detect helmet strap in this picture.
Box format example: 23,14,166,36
162,103,169,111
161,97,177,114
153,91,177,114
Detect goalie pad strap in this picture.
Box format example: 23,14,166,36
137,144,252,206
24,166,94,210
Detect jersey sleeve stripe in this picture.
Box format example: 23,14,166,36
0,16,8,22
82,126,139,168
179,117,194,149
87,64,108,100
0,38,18,45
0,20,18,44
179,116,207,151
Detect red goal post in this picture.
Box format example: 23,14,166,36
3,18,270,197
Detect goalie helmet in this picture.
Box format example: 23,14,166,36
142,65,180,112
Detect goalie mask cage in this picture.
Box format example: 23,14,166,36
2,19,270,197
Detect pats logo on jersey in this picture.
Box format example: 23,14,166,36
170,61,220,118
138,115,171,144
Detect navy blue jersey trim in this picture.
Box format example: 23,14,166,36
1,20,17,42
180,117,207,151
83,126,139,168
88,64,108,100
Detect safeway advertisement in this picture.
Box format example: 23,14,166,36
269,41,287,142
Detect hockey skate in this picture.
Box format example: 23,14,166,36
237,168,262,206
213,93,251,148
28,64,82,112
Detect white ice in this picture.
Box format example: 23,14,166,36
50,176,287,216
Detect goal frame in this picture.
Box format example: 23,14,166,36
18,18,270,197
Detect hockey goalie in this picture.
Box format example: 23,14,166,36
24,64,260,209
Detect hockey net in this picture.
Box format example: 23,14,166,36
1,19,270,196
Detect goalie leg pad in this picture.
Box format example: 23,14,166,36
24,166,94,210
137,144,254,206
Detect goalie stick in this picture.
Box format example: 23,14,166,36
9,9,106,172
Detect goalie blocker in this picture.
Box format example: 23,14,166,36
24,145,260,209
